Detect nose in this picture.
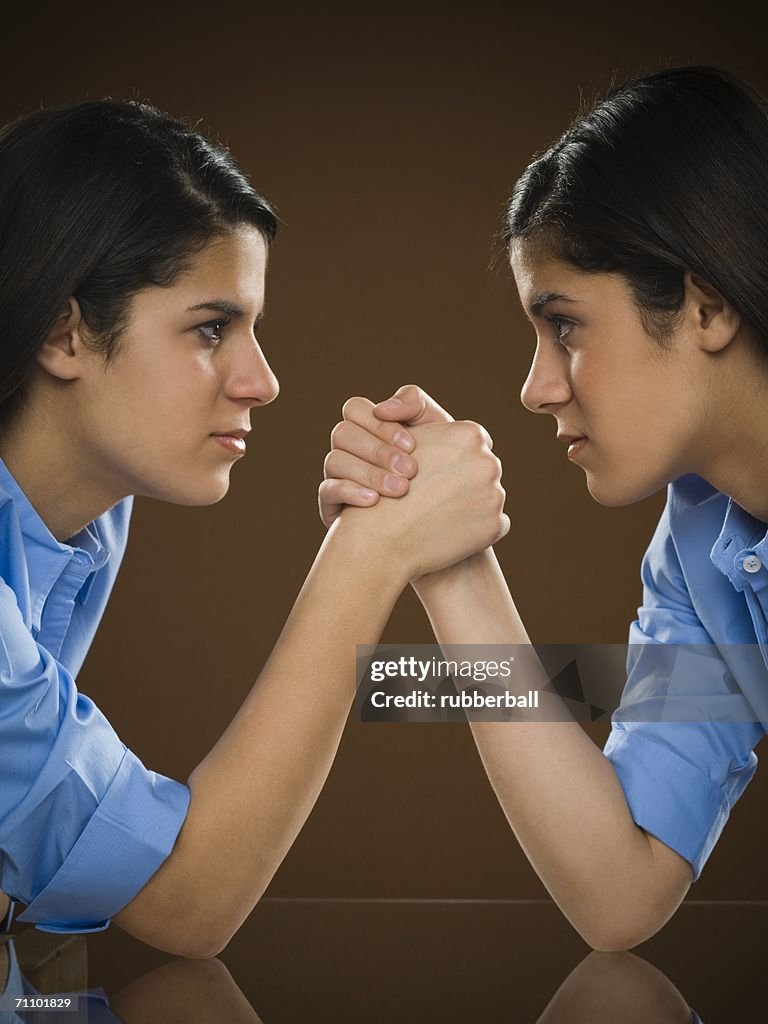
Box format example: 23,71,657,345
226,336,280,407
519,342,571,414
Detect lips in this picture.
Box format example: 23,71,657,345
212,428,250,439
211,434,247,456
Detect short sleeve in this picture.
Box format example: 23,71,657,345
0,578,190,931
603,499,765,881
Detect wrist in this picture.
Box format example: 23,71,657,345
412,548,497,602
327,510,413,594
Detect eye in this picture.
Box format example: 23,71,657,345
197,317,231,347
545,314,575,348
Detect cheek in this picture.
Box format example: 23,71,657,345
607,371,691,481
576,349,662,421
129,352,215,416
568,352,617,417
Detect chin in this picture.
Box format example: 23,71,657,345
584,472,664,508
151,470,233,507
191,477,233,506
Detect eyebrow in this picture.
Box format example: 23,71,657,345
529,291,579,317
186,300,265,327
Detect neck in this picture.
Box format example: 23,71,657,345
689,346,768,524
0,403,127,544
701,455,768,525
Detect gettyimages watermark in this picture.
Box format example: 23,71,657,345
355,643,768,724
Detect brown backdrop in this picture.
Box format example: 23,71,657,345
4,3,766,901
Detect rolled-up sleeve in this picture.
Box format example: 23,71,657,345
603,500,765,881
0,579,190,931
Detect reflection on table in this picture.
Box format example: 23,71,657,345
3,898,761,1021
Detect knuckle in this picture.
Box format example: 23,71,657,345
322,450,336,476
454,420,476,445
481,456,498,483
458,420,486,446
317,480,333,508
374,439,393,465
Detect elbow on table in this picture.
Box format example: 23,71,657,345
580,917,661,954
574,887,689,953
114,890,257,961
572,833,694,952
167,931,233,961
117,915,238,961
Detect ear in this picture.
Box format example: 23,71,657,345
35,296,89,381
683,271,741,353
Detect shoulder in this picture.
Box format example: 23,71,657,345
0,477,30,612
0,572,42,675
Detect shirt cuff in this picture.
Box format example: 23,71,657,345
16,748,190,932
603,727,735,881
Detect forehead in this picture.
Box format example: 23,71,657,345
510,240,631,316
176,227,268,302
126,227,269,324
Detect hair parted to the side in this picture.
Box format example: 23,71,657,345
504,65,768,360
0,98,278,430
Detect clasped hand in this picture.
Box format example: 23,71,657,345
318,384,509,581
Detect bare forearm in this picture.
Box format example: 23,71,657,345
115,522,404,955
414,550,691,949
114,415,508,957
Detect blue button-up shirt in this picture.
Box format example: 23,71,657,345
604,473,768,880
0,456,190,932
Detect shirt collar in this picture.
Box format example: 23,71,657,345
0,457,110,627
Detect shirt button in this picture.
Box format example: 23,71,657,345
742,555,762,573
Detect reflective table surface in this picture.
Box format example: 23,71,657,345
2,898,764,1021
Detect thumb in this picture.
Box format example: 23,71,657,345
373,384,454,425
